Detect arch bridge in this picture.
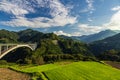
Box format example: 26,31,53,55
0,43,37,59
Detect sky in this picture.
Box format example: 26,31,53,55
0,0,120,36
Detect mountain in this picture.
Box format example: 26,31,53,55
0,29,19,43
17,29,93,55
0,29,95,64
59,35,72,39
90,33,120,56
72,30,120,43
18,29,43,43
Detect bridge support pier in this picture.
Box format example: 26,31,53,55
6,45,8,50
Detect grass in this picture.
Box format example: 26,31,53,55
20,64,60,73
8,63,61,80
2,61,120,80
44,62,120,80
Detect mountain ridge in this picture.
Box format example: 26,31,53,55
71,29,120,43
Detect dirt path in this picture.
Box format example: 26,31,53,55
105,61,120,69
0,68,31,80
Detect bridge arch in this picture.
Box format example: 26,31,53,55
0,44,37,59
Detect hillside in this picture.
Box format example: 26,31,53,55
0,29,95,64
0,29,19,43
89,33,120,61
72,30,119,43
10,61,120,80
18,29,43,43
90,33,120,54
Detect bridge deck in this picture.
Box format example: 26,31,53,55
0,43,37,59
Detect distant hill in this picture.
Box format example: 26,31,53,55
59,35,72,39
71,30,120,43
90,33,120,55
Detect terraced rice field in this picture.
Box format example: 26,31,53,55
10,61,120,80
43,62,120,80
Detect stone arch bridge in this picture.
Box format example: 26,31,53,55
0,43,37,59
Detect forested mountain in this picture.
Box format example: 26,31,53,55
90,33,120,61
0,29,19,43
90,33,120,54
0,29,95,64
2,29,120,63
72,30,120,43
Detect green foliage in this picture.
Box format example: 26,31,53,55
90,33,120,61
0,29,95,65
0,29,19,43
31,55,45,65
58,39,92,55
99,49,120,61
18,29,43,43
90,33,120,56
18,29,59,43
0,60,8,65
43,54,97,63
38,39,63,54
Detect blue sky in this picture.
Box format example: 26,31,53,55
0,0,120,36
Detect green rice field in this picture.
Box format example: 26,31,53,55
9,61,120,80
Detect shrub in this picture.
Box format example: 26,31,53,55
0,60,8,65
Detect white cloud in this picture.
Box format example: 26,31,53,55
88,18,93,22
70,32,82,36
0,0,77,28
80,0,94,13
0,1,28,16
53,30,71,36
75,24,104,36
53,23,104,36
44,6,120,37
73,6,120,36
111,6,120,11
1,15,76,28
104,10,120,30
1,17,51,28
86,0,94,11
73,8,120,36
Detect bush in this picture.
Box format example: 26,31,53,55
0,60,8,65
